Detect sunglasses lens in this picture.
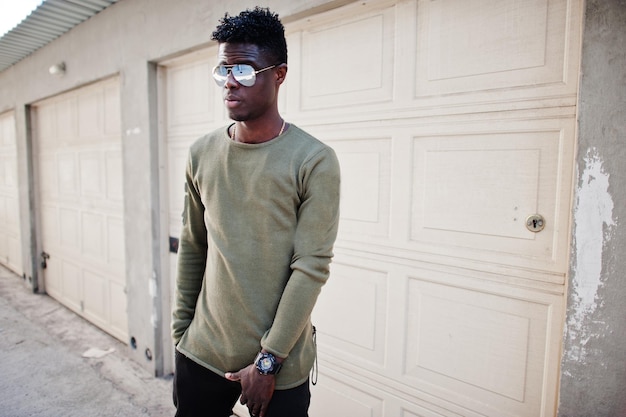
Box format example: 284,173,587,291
231,65,256,87
212,66,228,86
212,65,256,87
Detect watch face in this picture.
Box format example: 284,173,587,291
259,357,273,371
255,352,281,375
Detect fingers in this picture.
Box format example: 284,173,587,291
247,402,267,417
258,402,269,417
224,371,240,381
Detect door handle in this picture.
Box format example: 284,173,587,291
41,251,50,269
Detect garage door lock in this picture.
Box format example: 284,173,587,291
525,214,546,232
40,251,50,269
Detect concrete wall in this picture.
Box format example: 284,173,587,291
559,0,626,416
0,0,354,376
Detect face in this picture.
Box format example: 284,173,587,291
216,42,285,122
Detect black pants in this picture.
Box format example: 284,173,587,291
173,351,310,417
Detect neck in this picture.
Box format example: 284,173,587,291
231,118,287,144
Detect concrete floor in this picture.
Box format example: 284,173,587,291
0,265,175,417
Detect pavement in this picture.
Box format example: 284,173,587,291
0,265,176,417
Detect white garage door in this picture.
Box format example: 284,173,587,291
31,77,128,342
159,1,582,416
0,111,23,276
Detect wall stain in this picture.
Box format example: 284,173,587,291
564,148,616,366
564,147,616,366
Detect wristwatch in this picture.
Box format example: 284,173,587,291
254,351,282,375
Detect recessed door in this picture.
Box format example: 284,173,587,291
31,78,128,342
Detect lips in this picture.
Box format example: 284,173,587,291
224,95,241,108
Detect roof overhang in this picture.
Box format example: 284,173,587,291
0,0,119,73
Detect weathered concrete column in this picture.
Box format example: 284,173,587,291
559,1,626,415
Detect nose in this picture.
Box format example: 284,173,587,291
224,69,239,88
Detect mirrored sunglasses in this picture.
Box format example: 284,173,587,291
212,64,276,87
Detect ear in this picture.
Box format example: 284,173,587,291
276,63,288,85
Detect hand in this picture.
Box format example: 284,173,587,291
225,364,276,417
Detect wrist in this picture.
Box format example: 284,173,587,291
261,349,284,363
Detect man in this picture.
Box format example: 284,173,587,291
171,7,341,417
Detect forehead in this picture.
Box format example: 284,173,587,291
217,43,265,64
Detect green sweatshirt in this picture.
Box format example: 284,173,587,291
172,124,340,389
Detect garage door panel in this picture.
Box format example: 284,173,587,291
81,211,103,258
410,121,572,272
2,156,16,187
56,97,77,142
34,77,127,342
331,138,391,238
406,285,532,403
313,261,388,366
418,147,540,239
61,259,82,311
300,6,394,110
105,151,123,201
6,195,17,223
41,205,59,244
83,269,108,324
107,217,126,269
38,154,57,199
0,113,15,143
104,83,121,135
308,373,385,417
79,151,103,196
403,275,558,416
6,233,22,273
78,90,102,138
59,207,80,251
415,0,570,96
57,152,79,197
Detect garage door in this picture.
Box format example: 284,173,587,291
159,1,581,416
0,111,23,276
31,77,128,342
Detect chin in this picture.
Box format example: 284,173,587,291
228,114,246,122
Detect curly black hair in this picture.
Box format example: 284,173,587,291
211,7,288,65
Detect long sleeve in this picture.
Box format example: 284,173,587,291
171,152,208,345
261,147,340,358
